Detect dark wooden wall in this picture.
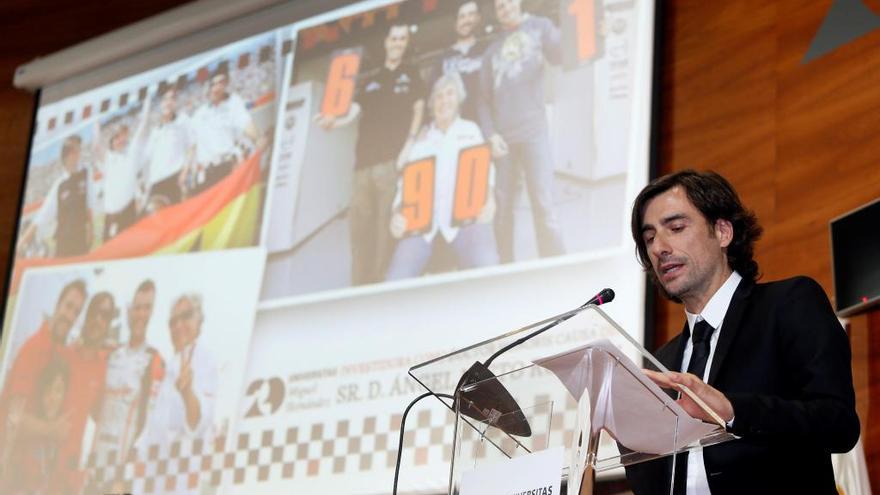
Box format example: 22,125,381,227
0,0,877,491
0,0,192,297
655,0,880,490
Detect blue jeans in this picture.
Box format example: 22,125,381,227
493,131,566,262
385,223,500,280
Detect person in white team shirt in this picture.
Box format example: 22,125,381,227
89,280,164,490
185,66,261,197
142,86,193,209
386,73,499,280
143,292,217,441
95,106,149,241
136,293,217,494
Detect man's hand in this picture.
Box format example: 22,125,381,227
389,212,408,239
396,137,415,171
178,168,190,193
48,411,73,441
478,195,496,224
643,369,734,424
176,364,194,395
86,218,94,249
313,113,338,130
489,134,509,158
256,134,270,151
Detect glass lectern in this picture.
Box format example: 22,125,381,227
409,304,738,495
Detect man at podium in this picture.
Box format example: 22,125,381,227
625,170,859,494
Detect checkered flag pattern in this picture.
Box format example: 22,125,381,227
36,40,291,138
86,395,583,492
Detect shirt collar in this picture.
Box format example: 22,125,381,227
428,117,463,136
685,271,742,332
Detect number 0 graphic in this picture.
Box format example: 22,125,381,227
453,145,491,224
321,51,361,117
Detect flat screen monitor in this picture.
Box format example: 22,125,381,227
831,198,880,316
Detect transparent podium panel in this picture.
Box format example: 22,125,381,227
408,305,738,495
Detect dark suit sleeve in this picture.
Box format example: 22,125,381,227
725,277,860,452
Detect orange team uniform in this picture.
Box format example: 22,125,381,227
0,323,62,443
0,323,66,493
55,345,109,490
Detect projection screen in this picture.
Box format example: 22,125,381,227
1,0,656,493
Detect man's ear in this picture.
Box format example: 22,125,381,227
715,218,733,248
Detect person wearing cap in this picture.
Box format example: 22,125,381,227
58,291,116,492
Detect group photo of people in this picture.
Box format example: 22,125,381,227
263,0,640,299
0,250,265,494
17,32,279,263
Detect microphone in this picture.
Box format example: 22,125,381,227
453,289,615,438
583,287,615,308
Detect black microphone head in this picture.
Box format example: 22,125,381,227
596,288,615,305
584,288,615,307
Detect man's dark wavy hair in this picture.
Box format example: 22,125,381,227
631,169,763,286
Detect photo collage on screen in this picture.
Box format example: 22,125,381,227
0,0,653,493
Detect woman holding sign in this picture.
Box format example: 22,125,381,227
386,73,499,281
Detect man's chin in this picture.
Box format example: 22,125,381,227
654,280,685,304
51,324,69,341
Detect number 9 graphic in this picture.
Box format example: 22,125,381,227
401,158,436,235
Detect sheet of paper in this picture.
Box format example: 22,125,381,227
534,339,721,455
568,393,591,495
460,446,563,495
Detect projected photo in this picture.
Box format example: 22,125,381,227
263,0,639,299
0,249,265,495
15,31,279,284
0,0,655,493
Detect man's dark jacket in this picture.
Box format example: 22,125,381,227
626,276,860,494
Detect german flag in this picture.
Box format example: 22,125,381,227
11,152,264,291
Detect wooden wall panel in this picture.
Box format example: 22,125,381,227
850,310,880,487
659,0,880,491
656,0,779,342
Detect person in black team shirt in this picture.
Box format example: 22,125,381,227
18,135,92,257
433,1,487,124
317,23,426,285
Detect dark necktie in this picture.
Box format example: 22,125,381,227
672,319,715,495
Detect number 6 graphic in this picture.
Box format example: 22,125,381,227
320,50,361,117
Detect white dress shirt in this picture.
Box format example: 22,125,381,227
190,93,252,166
102,149,141,214
145,114,192,185
680,270,742,495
